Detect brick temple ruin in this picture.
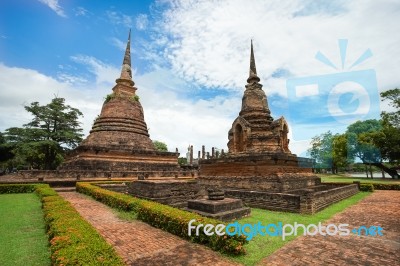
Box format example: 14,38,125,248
197,41,359,214
60,30,182,177
11,33,359,216
15,31,192,180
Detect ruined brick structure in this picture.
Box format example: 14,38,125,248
60,31,179,174
199,41,359,214
228,41,290,154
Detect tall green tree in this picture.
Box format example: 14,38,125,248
153,140,168,152
374,88,400,166
0,132,13,162
4,97,83,170
346,119,382,163
307,131,350,173
380,88,399,127
346,119,398,178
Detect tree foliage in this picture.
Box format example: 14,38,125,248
375,88,400,163
346,119,382,164
308,88,400,178
307,131,350,173
380,88,400,127
2,97,83,170
153,140,168,152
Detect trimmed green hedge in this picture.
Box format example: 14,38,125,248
356,183,400,191
0,184,125,266
0,184,37,194
77,182,247,255
359,184,374,192
371,183,400,190
327,181,400,191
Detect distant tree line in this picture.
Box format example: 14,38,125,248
308,88,399,178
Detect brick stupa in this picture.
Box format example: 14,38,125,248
200,41,317,190
61,31,179,174
198,42,358,214
228,40,291,154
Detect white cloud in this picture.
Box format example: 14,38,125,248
0,63,101,138
132,66,241,153
37,0,67,17
136,14,149,30
70,55,120,86
74,6,88,17
153,0,400,98
106,10,133,28
57,73,88,85
110,37,126,51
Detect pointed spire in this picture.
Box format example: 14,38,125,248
122,29,131,68
116,29,134,86
247,39,260,83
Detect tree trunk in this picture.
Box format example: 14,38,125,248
365,164,369,178
382,169,385,179
369,164,373,179
370,163,399,179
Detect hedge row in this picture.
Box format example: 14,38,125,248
371,183,400,190
359,184,374,192
0,183,37,194
356,183,400,191
76,182,248,255
0,184,125,266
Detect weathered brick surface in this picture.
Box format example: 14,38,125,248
226,42,291,155
199,153,314,178
128,179,205,206
59,32,181,174
59,192,238,266
259,190,400,265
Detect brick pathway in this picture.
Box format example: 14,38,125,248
58,192,237,266
260,190,400,266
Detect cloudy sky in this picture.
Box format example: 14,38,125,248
0,0,399,157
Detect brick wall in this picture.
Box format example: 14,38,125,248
199,175,320,192
128,179,205,208
299,184,359,214
224,183,359,214
225,189,301,212
199,153,314,177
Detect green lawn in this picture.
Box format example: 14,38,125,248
229,192,371,266
0,193,50,266
319,174,400,184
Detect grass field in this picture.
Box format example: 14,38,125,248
0,193,50,266
319,174,400,184
229,192,371,266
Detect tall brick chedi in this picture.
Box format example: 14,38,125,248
200,41,315,185
61,31,179,173
197,42,362,215
228,40,290,154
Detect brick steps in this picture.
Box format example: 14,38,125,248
53,187,76,192
186,207,251,221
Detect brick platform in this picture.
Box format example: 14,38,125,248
260,190,400,265
58,192,237,266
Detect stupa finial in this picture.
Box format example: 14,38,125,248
247,39,260,83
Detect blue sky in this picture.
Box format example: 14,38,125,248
0,0,399,157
